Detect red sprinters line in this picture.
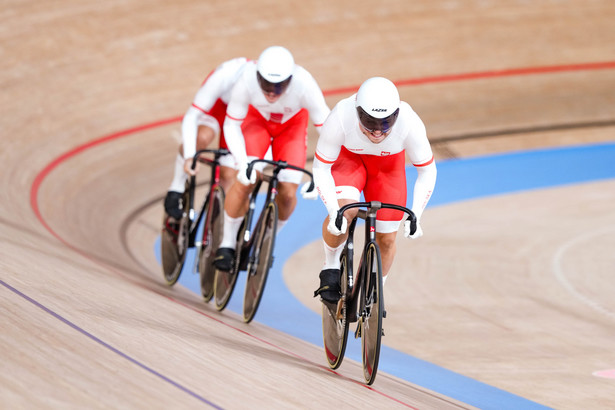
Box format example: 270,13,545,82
30,116,181,240
323,60,615,96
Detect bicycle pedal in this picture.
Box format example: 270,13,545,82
354,321,361,339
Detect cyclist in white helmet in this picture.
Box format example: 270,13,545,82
312,77,437,303
163,57,248,220
213,46,331,271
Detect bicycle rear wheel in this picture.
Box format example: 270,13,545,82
321,253,350,369
361,242,384,385
198,187,224,302
213,218,246,311
160,195,190,286
243,202,277,323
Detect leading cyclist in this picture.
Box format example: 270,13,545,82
312,77,437,303
213,46,331,271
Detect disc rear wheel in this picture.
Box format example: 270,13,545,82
213,218,245,311
198,187,224,302
243,202,277,323
160,194,190,286
321,254,349,369
361,243,383,385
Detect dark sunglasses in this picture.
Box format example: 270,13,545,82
356,106,400,133
257,72,292,96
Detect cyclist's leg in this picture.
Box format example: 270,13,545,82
362,151,407,279
269,109,309,222
218,108,270,251
323,146,366,239
374,232,398,279
164,123,217,219
315,148,365,302
215,102,239,192
275,181,298,223
188,106,222,175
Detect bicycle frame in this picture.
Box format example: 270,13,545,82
161,147,229,286
327,200,416,384
336,201,417,322
238,159,312,270
233,158,314,322
186,148,229,249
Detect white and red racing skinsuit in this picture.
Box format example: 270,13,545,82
313,95,437,233
223,61,330,182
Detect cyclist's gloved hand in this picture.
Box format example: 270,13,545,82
327,212,347,236
300,182,318,200
237,162,257,186
404,219,423,239
184,158,199,176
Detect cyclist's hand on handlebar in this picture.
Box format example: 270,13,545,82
237,162,257,186
404,219,423,239
327,212,347,236
300,182,318,200
184,158,199,176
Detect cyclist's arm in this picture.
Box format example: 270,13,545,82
313,156,339,216
181,106,201,160
403,109,437,220
297,68,331,135
410,160,436,220
313,111,345,216
181,68,232,160
222,81,251,166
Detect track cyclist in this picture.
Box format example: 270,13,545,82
312,77,437,303
163,57,248,222
213,45,331,271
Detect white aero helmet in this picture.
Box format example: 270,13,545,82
256,46,294,95
355,77,400,133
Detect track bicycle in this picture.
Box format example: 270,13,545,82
320,201,416,385
160,148,228,302
213,159,314,323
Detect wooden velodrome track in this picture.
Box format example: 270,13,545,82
2,1,614,409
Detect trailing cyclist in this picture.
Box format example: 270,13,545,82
213,45,331,271
312,77,437,303
163,57,248,223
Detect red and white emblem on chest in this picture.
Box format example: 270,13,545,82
270,113,283,123
380,151,390,156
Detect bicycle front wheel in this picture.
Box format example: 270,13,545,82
213,218,245,311
198,186,225,302
242,202,277,323
321,253,350,369
361,242,384,385
160,207,190,286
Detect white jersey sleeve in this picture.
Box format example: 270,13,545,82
296,67,330,132
181,57,247,159
398,103,436,220
313,101,349,216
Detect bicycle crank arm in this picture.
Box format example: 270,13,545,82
335,297,345,320
354,318,362,339
192,242,202,275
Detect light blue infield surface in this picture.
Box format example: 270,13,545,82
155,142,615,410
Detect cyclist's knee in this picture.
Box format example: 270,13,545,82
196,125,216,148
219,166,237,192
376,232,397,252
278,183,298,203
